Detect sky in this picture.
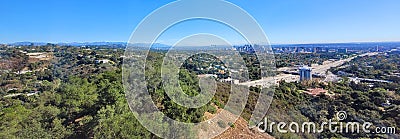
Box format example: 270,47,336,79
1,0,400,45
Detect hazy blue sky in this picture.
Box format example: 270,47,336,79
1,0,399,44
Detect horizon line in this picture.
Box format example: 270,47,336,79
2,40,400,46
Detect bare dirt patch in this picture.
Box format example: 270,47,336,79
198,108,274,139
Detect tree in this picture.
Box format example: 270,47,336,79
93,101,153,138
59,77,98,120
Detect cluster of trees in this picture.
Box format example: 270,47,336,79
181,53,225,75
275,52,353,68
143,52,219,123
264,79,399,138
53,47,122,79
0,70,154,138
333,54,399,81
0,49,29,72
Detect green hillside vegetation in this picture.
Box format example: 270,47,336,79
0,46,398,138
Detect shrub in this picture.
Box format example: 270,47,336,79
228,122,235,128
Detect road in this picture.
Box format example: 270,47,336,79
238,52,379,87
312,52,378,74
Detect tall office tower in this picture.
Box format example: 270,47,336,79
338,48,348,53
299,66,312,81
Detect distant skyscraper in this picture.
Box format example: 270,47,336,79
233,45,255,53
338,48,347,53
296,47,304,53
299,66,312,81
315,47,323,53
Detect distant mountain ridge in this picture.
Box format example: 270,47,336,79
9,42,127,46
6,42,176,50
